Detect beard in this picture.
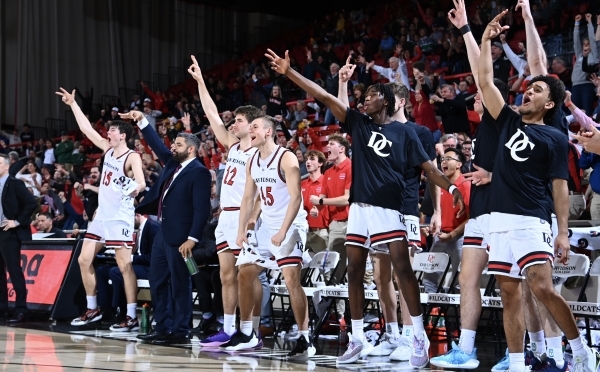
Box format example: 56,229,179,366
518,106,533,116
172,150,188,163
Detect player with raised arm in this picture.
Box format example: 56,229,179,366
479,11,599,372
56,88,146,331
232,115,315,358
336,60,439,361
187,56,265,348
265,48,464,368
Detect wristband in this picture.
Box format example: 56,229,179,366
448,185,458,194
459,24,471,35
565,101,573,108
319,198,324,205
575,22,580,26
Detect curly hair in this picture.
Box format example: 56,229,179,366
366,83,396,118
527,75,565,123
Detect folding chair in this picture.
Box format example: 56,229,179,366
411,252,451,340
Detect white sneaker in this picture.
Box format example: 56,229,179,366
370,332,400,356
572,345,600,372
390,337,412,361
336,333,374,364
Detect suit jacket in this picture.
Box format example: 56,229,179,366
1,176,38,242
133,219,160,266
135,125,211,247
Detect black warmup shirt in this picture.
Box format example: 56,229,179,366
490,105,568,227
400,121,437,217
469,108,500,219
342,108,430,213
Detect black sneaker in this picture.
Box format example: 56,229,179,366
287,335,316,359
221,330,258,351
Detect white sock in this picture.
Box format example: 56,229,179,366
351,319,365,341
387,322,400,338
546,336,564,368
126,303,137,319
223,314,236,336
86,296,97,310
401,325,414,340
509,352,526,372
529,330,546,355
299,330,310,341
241,320,253,336
458,329,477,354
568,335,586,358
252,316,260,333
410,315,425,335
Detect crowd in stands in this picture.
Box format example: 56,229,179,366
0,0,599,333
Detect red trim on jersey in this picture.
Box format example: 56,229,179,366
277,149,290,184
266,146,282,168
230,141,240,150
223,207,240,211
250,151,259,169
216,241,229,252
115,149,132,160
105,241,134,247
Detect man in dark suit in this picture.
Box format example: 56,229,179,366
121,110,211,345
0,153,38,323
96,213,159,324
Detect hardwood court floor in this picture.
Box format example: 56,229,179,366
0,321,509,371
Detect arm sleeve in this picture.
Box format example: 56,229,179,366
140,119,173,164
574,25,582,57
589,23,599,63
188,167,212,241
407,128,431,168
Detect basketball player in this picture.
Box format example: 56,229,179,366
337,69,439,360
56,88,146,331
479,11,599,372
232,115,315,358
187,56,265,348
265,49,464,368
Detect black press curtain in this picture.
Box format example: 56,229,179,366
0,0,302,134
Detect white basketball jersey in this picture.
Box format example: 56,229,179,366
95,149,136,222
221,142,258,208
250,145,307,230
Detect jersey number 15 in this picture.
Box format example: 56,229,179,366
260,186,274,206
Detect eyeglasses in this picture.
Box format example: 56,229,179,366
441,156,459,162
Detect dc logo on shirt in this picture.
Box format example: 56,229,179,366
367,132,392,157
505,128,535,162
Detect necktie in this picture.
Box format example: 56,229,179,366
157,164,181,219
132,231,139,254
0,180,4,222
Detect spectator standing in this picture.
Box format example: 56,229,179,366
368,56,410,89
55,132,74,171
412,90,440,142
551,56,572,90
16,162,42,197
302,150,329,254
0,153,38,323
431,85,471,136
490,42,511,83
20,124,34,144
43,140,56,171
572,14,598,115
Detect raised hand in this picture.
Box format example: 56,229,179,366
564,90,572,106
118,110,145,122
499,34,506,43
339,64,357,83
482,10,510,41
585,13,592,22
447,0,468,28
575,14,582,22
55,88,76,106
591,73,600,87
306,49,313,63
181,112,191,131
188,55,203,82
515,0,532,20
366,60,375,70
265,49,290,75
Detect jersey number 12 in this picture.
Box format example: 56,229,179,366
223,166,237,186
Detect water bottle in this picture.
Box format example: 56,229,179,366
141,303,150,334
185,256,199,275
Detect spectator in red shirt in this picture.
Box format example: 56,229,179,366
309,134,351,289
301,150,329,254
412,90,441,142
423,147,471,294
